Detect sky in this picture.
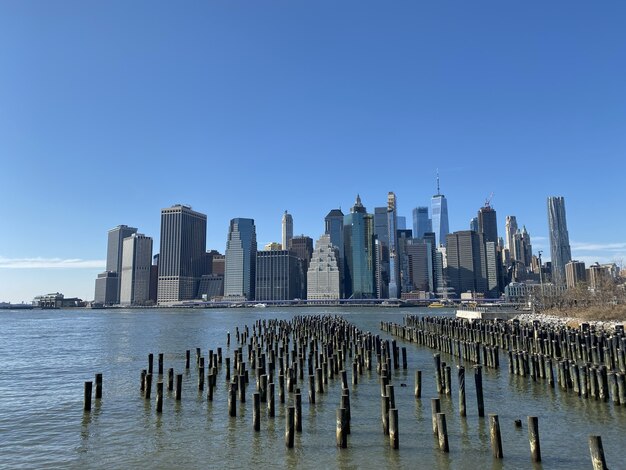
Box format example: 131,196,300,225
1,1,625,303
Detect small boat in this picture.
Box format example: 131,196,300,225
253,303,267,308
428,302,445,308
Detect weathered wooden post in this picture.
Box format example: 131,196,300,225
268,382,275,417
228,383,236,417
141,369,146,393
95,373,102,399
336,408,347,448
198,366,204,391
381,394,390,435
528,416,541,462
238,374,246,403
175,374,182,401
168,368,174,391
295,392,302,432
475,365,485,417
388,408,399,449
185,350,190,369
225,357,231,382
285,406,295,448
341,390,351,434
156,381,163,413
158,353,164,375
415,370,422,399
253,392,260,431
436,412,449,452
352,361,358,385
431,398,441,434
315,367,323,394
434,354,443,394
458,366,466,417
145,374,152,399
308,374,315,404
145,354,153,377
589,435,608,470
402,347,407,370
444,365,452,396
489,414,503,458
84,381,92,412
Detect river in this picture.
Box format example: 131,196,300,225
0,307,623,469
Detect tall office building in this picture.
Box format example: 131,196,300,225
412,206,432,239
565,260,587,289
405,239,433,292
446,230,488,297
94,224,138,305
255,250,302,301
397,229,413,293
282,211,293,251
343,195,375,299
373,207,390,299
224,218,257,301
513,226,533,267
289,236,314,272
469,217,479,233
387,192,399,299
431,173,449,247
325,208,344,269
547,196,572,285
157,205,207,304
307,234,341,300
505,216,518,256
478,204,498,244
120,233,153,306
397,216,407,230
484,241,500,298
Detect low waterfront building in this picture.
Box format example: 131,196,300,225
33,293,85,309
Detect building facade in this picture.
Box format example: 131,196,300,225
157,205,207,304
412,206,432,240
120,233,153,306
565,260,587,289
282,211,293,251
307,234,341,300
431,175,449,247
224,218,257,301
446,230,488,297
547,196,572,285
255,250,302,301
343,195,375,299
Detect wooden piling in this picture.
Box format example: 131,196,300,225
253,392,260,431
228,383,236,417
389,408,399,449
167,368,174,391
489,414,503,458
95,373,102,399
528,416,541,462
156,381,163,413
458,366,466,417
381,394,390,435
84,381,92,412
285,406,295,448
158,353,163,375
185,350,190,369
415,370,422,399
436,412,449,452
431,398,441,434
588,435,608,470
148,353,154,374
434,354,442,394
308,374,315,404
295,392,302,432
402,347,407,370
475,365,485,417
175,374,182,401
268,382,275,417
145,374,152,399
336,408,347,448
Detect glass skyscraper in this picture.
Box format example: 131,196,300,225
343,195,374,299
224,218,257,300
547,196,572,285
412,206,431,239
431,192,449,248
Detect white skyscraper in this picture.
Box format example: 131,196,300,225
120,233,153,306
282,210,293,251
307,234,341,300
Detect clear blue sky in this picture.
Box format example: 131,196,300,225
1,1,625,302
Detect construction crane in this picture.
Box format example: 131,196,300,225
485,192,494,208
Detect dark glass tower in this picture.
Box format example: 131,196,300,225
224,218,257,300
478,204,498,244
431,174,449,247
343,195,374,299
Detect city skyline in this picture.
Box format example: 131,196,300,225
1,2,626,302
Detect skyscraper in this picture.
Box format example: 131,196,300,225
387,192,399,299
343,195,374,299
325,208,344,270
412,206,431,239
157,205,207,304
478,203,498,244
307,234,341,300
120,233,153,306
431,173,449,247
547,196,572,285
224,218,257,300
505,216,518,256
255,250,302,301
446,230,488,297
94,224,137,305
469,217,479,233
282,211,293,251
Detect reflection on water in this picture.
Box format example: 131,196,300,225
0,307,624,469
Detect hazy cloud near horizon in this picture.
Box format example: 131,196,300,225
0,257,105,269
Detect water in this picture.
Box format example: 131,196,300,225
1,307,624,469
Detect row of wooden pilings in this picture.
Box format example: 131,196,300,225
380,315,615,468
82,314,612,469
